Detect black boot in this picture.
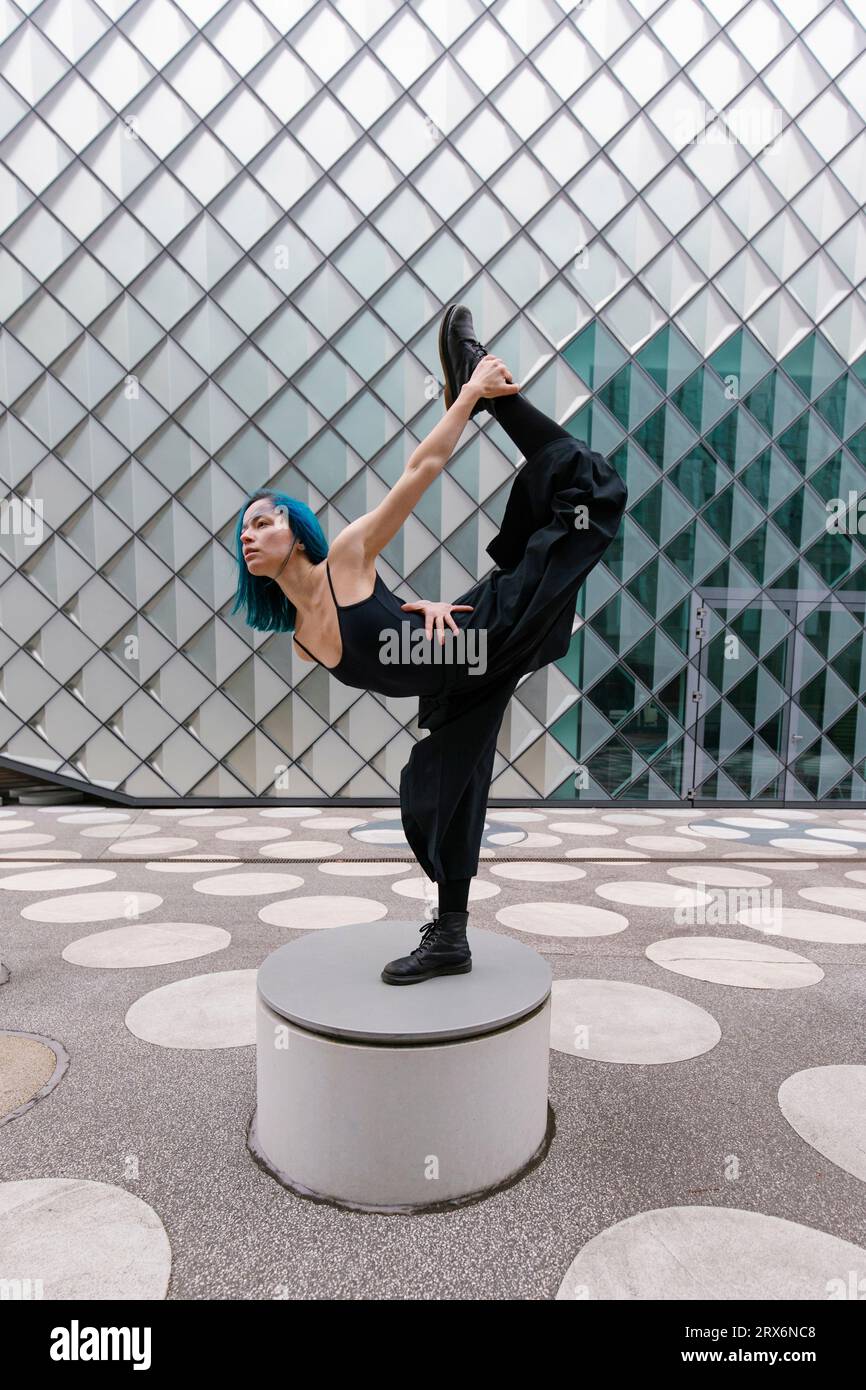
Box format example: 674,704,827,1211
438,303,491,418
381,910,472,985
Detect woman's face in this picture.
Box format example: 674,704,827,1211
240,501,292,577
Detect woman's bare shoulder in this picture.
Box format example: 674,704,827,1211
327,525,377,599
292,527,376,666
330,521,371,568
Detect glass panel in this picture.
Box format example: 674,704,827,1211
42,163,117,241
34,0,111,64
333,50,400,128
206,0,282,77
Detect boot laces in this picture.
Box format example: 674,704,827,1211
414,917,439,956
465,336,488,367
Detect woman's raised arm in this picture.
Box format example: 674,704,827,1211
350,358,519,561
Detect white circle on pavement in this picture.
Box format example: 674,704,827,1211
63,923,230,968
350,828,406,844
646,936,823,989
21,891,163,923
166,815,248,828
778,1066,866,1184
497,901,627,938
318,862,412,877
0,850,81,861
547,822,618,836
299,816,368,829
601,813,664,826
555,1207,866,1300
625,836,707,852
0,819,34,831
0,834,55,849
489,862,587,882
805,827,866,844
391,876,499,902
214,826,295,841
769,837,856,856
797,885,866,912
0,868,116,891
595,881,714,908
0,1179,171,1299
566,848,648,859
192,873,303,896
257,896,388,929
666,865,773,887
550,979,720,1061
125,970,257,1048
736,905,866,942
259,808,321,818
54,811,130,822
488,831,562,847
107,838,198,855
716,817,790,829
485,810,548,822
0,845,80,856
261,840,343,858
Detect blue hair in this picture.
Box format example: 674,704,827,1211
231,489,329,632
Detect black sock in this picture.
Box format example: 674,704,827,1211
437,875,471,915
488,393,571,458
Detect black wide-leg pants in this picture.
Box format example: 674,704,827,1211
399,396,628,885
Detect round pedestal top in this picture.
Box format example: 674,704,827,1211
257,921,552,1043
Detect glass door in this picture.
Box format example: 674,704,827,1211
690,589,796,802
691,589,866,802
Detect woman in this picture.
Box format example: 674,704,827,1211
233,304,628,985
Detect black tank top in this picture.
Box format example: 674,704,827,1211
293,560,450,697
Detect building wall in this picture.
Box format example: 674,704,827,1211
1,0,865,803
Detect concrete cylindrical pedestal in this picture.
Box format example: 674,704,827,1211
250,921,552,1212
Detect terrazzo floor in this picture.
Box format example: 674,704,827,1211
1,803,866,1301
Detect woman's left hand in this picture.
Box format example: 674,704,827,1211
400,600,475,645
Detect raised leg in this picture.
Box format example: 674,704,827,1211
487,391,572,458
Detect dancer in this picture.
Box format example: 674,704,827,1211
233,304,627,985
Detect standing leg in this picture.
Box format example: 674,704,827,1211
384,674,520,985
400,669,523,888
383,675,514,989
437,874,471,914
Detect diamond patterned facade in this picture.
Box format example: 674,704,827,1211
1,0,865,804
